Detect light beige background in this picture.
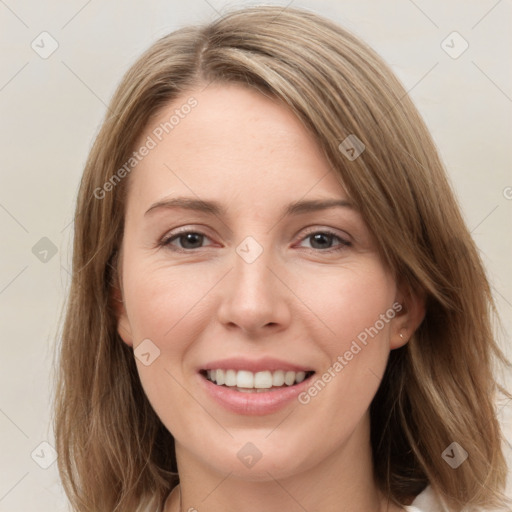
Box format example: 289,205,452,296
0,0,511,510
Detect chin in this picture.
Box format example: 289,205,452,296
184,430,325,482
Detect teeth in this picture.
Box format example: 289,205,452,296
236,370,254,388
254,371,272,389
295,371,306,383
272,370,285,386
225,369,237,386
284,371,295,386
215,369,225,385
205,369,312,389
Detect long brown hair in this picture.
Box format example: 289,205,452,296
53,6,511,511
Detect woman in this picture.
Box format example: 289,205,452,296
53,6,510,512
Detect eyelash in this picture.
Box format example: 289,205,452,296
159,227,352,253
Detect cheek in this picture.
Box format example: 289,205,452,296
294,260,396,427
121,262,217,432
123,259,216,345
121,258,223,417
301,259,396,353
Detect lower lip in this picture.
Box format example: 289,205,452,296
198,373,314,415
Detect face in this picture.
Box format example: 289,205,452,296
116,83,418,481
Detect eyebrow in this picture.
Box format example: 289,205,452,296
144,196,354,217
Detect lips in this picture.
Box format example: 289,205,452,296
197,357,316,415
199,356,312,373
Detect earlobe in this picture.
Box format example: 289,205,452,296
391,287,426,349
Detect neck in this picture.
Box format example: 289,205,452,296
164,414,398,512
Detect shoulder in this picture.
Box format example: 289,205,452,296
403,485,449,512
403,485,493,512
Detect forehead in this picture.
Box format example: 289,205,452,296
127,83,347,211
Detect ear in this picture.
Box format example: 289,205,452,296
390,283,426,350
110,251,134,348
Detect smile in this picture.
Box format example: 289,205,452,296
198,363,316,415
202,369,315,392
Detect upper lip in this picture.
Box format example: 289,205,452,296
199,357,314,373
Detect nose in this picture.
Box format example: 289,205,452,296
216,245,291,335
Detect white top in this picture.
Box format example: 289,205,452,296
404,485,449,512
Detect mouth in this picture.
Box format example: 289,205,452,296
199,368,316,393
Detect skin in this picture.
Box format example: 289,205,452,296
115,83,425,512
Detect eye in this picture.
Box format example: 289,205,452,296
160,230,214,251
297,229,351,252
159,228,351,253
